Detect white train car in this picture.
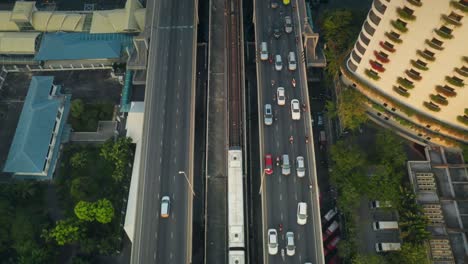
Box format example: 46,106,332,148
229,250,245,264
228,148,245,249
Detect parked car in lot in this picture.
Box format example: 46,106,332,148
375,242,401,252
284,16,292,33
264,103,273,125
286,232,295,256
274,54,283,71
264,154,273,175
277,87,285,105
291,99,301,120
268,229,278,255
322,221,339,241
326,236,340,251
373,221,399,231
322,207,338,223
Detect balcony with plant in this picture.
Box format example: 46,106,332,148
397,77,415,89
393,86,410,97
425,39,444,50
430,94,449,105
441,14,463,27
374,51,389,63
445,76,465,87
450,0,468,13
417,50,436,61
391,20,408,33
423,101,441,112
407,0,422,7
455,67,468,77
411,59,429,71
435,28,454,39
397,7,416,21
370,60,385,72
379,41,395,52
385,32,403,43
406,70,422,81
457,115,468,126
436,85,457,97
365,69,380,80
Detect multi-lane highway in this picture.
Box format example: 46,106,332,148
131,0,197,263
254,0,324,263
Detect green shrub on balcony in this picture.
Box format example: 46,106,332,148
445,76,464,87
365,69,380,80
465,108,468,115
430,94,449,105
391,20,408,33
441,14,462,27
450,0,468,13
425,39,444,50
423,101,441,112
435,28,454,39
407,0,422,7
411,60,429,71
417,50,436,61
393,86,410,97
397,7,416,21
455,67,468,77
385,32,403,43
371,102,387,112
397,77,415,89
457,115,468,125
436,85,457,97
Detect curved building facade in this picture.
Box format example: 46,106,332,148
341,0,468,146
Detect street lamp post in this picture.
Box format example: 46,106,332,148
178,171,195,196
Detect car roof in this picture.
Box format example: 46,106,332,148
162,196,170,201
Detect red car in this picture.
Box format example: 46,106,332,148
264,154,273,174
326,236,340,251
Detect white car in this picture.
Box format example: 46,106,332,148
284,16,293,33
297,202,307,225
275,54,283,71
296,156,305,177
286,232,295,256
277,87,285,106
291,99,301,120
268,229,278,255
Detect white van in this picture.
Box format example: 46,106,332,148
260,42,268,61
282,154,291,175
370,200,392,209
375,242,401,252
297,202,307,225
160,196,170,218
288,51,297,71
373,221,399,230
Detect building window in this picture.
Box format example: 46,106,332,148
351,50,362,63
347,59,358,72
374,0,387,14
364,21,376,36
359,31,370,45
369,10,381,25
355,41,367,55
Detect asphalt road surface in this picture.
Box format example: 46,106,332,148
255,1,323,264
131,0,197,263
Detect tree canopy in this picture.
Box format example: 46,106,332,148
48,219,83,246
337,88,368,131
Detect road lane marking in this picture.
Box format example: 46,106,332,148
170,252,173,259
295,192,298,201
155,232,157,238
158,175,161,181
171,231,174,239
279,194,282,201
281,213,283,221
154,252,156,260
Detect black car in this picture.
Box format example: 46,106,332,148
271,0,279,8
273,28,281,39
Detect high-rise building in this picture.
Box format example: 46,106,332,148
341,0,467,146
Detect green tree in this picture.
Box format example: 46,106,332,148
70,177,99,201
389,243,430,264
71,99,85,119
325,100,338,118
94,199,115,224
71,255,92,264
336,184,361,214
0,199,13,253
461,144,468,163
398,187,431,244
375,130,406,168
352,253,388,264
74,201,95,221
336,239,355,259
16,240,52,264
11,210,35,253
100,137,133,182
70,151,88,169
49,218,83,246
337,88,368,131
367,165,401,204
330,140,367,188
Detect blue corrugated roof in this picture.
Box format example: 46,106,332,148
34,32,130,61
3,76,64,175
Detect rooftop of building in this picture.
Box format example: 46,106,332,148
34,32,133,61
3,76,66,176
0,32,40,54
